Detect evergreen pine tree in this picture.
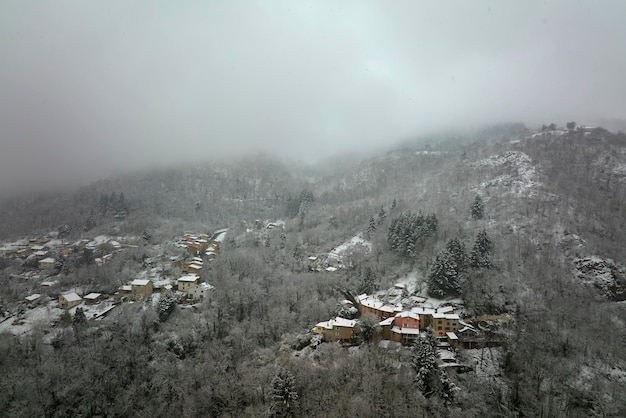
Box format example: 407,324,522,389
469,229,492,269
411,330,440,397
445,238,467,272
377,206,386,225
427,248,462,298
471,194,484,220
271,368,299,417
358,266,376,294
73,307,87,326
367,216,377,237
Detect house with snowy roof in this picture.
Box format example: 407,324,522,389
177,275,199,293
187,282,214,302
432,312,460,337
313,317,359,342
59,292,82,309
131,279,153,300
38,257,56,270
83,293,103,305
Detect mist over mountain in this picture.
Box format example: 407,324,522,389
1,123,625,416
2,1,626,193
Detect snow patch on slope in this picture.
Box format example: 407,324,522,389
328,235,371,261
470,151,545,199
574,256,626,301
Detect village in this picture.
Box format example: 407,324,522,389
313,286,509,347
0,228,227,335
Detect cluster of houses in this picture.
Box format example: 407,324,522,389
17,230,226,320
313,288,505,349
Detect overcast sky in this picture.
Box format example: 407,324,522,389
1,0,625,193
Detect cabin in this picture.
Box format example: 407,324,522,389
131,279,153,301
177,275,199,293
59,292,82,309
187,282,214,302
432,313,460,337
313,317,359,343
390,311,421,345
83,293,104,305
25,293,42,306
38,257,56,270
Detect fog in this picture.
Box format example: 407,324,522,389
1,1,625,193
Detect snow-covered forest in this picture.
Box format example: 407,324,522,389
0,125,625,417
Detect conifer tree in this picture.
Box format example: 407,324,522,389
358,265,376,294
427,249,462,298
471,194,484,220
377,206,386,225
367,216,377,237
271,368,299,417
412,329,440,397
469,229,492,269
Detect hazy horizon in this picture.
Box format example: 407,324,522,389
2,1,625,193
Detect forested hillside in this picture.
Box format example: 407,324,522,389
0,125,625,417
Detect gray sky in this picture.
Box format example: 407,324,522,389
1,0,625,193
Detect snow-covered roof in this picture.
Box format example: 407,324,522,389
192,257,203,263
25,294,41,302
62,292,82,302
437,306,454,314
446,332,458,340
121,285,132,291
391,326,420,335
33,250,48,257
40,281,57,287
131,279,151,286
40,257,55,263
196,282,214,290
411,306,436,315
325,266,338,272
188,262,203,269
315,317,357,329
395,311,420,320
83,293,102,300
31,245,45,251
178,275,199,282
432,312,460,320
379,317,394,326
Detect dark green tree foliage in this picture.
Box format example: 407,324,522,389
359,312,381,344
387,211,438,257
271,368,299,417
158,292,177,322
377,206,386,225
367,216,376,237
445,237,466,270
285,190,315,218
469,229,492,269
412,330,440,397
427,248,462,298
358,265,377,295
72,307,87,326
471,194,484,220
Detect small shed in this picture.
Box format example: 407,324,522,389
59,292,82,310
83,293,104,305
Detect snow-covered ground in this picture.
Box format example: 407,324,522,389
328,234,371,261
470,151,542,199
574,256,626,299
0,299,119,336
462,347,504,378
